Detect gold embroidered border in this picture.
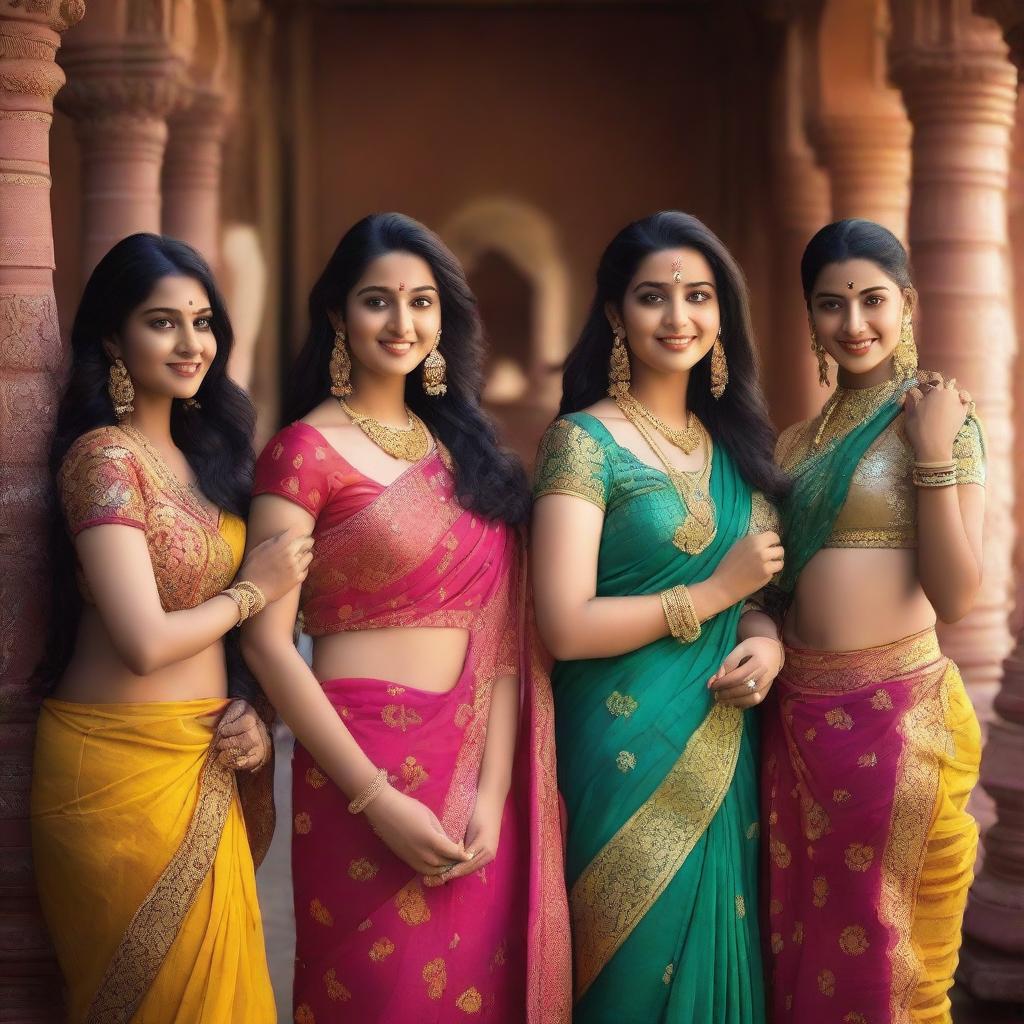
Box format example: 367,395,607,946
570,703,743,1000
878,660,955,1017
85,748,235,1024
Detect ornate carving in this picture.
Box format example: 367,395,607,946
56,69,182,123
0,63,65,100
0,293,61,370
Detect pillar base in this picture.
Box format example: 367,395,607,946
957,935,1024,1004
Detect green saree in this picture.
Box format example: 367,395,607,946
534,412,766,1024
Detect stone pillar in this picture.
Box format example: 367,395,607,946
956,0,1024,1002
0,1,84,1019
890,2,1018,701
162,86,227,267
768,10,833,428
56,17,183,277
813,0,912,241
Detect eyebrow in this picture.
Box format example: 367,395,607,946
814,285,890,299
142,306,213,315
355,284,438,296
632,280,715,292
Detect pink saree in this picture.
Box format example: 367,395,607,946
761,629,981,1024
254,424,571,1024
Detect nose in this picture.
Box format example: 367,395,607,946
664,293,691,333
389,300,414,339
843,303,866,336
175,322,204,355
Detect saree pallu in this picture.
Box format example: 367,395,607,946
537,413,765,1024
288,452,571,1024
30,698,275,1024
761,629,981,1024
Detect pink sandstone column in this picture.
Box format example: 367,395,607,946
890,2,1018,701
956,0,1024,1001
0,1,84,1019
162,86,227,267
55,22,182,277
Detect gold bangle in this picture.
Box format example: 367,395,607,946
914,459,956,470
221,580,267,624
912,468,958,488
348,767,388,815
661,584,701,644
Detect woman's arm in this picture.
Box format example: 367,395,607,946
916,484,984,623
530,494,783,661
75,523,309,675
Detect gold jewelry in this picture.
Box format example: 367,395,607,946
616,390,701,453
337,397,431,462
348,767,388,814
912,459,957,488
183,397,201,410
809,318,829,387
892,308,918,382
108,358,135,419
329,327,353,398
607,328,630,398
710,329,728,399
745,678,757,691
615,391,717,555
222,580,267,624
812,378,901,450
422,331,448,396
661,584,701,643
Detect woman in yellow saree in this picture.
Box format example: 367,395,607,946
30,234,311,1022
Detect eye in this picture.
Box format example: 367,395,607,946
411,296,433,308
639,292,664,305
818,300,841,312
864,294,884,306
688,290,711,303
194,317,212,330
365,296,388,309
150,317,174,329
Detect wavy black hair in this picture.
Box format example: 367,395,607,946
284,212,530,525
800,218,913,301
560,210,788,499
37,233,257,690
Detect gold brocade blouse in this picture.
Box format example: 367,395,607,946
58,425,245,609
776,382,986,549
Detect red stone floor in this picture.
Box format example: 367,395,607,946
257,727,1024,1022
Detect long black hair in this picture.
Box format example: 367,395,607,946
285,212,530,526
561,210,788,499
800,218,913,300
38,232,257,689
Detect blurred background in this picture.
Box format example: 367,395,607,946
2,0,1024,1019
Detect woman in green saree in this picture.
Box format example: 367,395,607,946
531,212,789,1023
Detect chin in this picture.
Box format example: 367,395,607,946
830,348,896,380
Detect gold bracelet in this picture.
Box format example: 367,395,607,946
221,580,267,624
661,584,701,644
348,767,388,815
912,468,958,488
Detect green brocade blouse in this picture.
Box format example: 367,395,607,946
534,412,769,1024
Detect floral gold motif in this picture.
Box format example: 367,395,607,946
606,691,639,719
456,987,483,1014
812,876,829,908
294,812,312,835
735,894,746,918
296,1004,315,1023
306,766,327,789
369,937,395,961
804,727,817,741
770,899,783,916
662,963,674,985
323,968,351,1002
422,957,447,1000
348,858,379,882
616,750,637,773
839,925,869,956
825,707,854,731
833,789,851,804
382,704,424,732
310,898,333,926
871,689,894,710
771,933,784,954
400,755,428,793
770,838,792,868
746,822,760,839
857,752,878,768
818,969,836,997
792,921,804,944
845,843,875,872
396,881,431,926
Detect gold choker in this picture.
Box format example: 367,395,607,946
336,397,431,463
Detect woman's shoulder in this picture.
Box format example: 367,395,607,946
60,425,141,479
774,418,816,467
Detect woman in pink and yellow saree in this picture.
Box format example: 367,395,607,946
242,213,571,1024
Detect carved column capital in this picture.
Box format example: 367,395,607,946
974,0,1024,72
0,0,85,34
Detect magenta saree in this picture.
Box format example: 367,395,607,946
761,629,981,1023
254,425,571,1024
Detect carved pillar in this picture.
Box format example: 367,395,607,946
769,8,832,428
0,1,84,1019
813,0,911,240
162,86,227,266
56,15,183,277
955,0,1024,1002
890,2,1018,700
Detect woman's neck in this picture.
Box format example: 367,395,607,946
627,370,691,427
836,357,895,392
346,370,410,427
122,395,174,448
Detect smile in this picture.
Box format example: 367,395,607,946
378,340,416,356
657,336,698,351
167,362,202,377
838,338,877,356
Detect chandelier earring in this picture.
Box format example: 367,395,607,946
107,357,135,420
892,307,918,382
710,326,728,400
809,316,829,387
422,329,448,396
607,326,630,398
329,326,353,398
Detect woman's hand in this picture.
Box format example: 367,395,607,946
237,525,314,604
215,699,272,772
712,532,785,605
708,636,784,709
363,785,473,877
903,371,973,462
431,787,505,885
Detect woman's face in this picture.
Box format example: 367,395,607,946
809,258,911,380
607,247,720,382
106,274,216,403
334,251,442,384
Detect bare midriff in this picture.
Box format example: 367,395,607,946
313,626,470,694
784,547,935,652
52,606,229,703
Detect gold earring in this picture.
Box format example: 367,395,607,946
329,327,352,398
423,330,448,396
108,357,135,419
607,328,630,397
892,309,918,382
710,328,728,399
184,397,201,410
809,318,829,387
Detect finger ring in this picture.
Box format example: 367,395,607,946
745,678,757,691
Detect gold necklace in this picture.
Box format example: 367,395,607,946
336,397,432,463
614,392,717,555
616,389,701,454
811,377,905,450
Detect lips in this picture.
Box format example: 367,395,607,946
378,340,415,357
657,336,698,351
838,338,877,356
167,362,202,377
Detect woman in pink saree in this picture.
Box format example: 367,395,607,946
242,213,571,1023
